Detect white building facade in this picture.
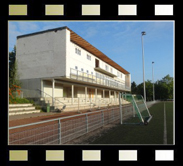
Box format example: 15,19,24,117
16,26,131,108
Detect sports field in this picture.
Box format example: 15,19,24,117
90,101,173,144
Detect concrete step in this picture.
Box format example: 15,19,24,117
9,106,36,112
9,103,33,108
9,109,40,116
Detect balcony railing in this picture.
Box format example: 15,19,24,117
70,68,131,91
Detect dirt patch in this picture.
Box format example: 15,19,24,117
65,121,120,144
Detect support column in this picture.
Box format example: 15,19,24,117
85,87,87,103
71,85,74,104
114,91,116,103
95,88,97,102
52,79,55,106
103,90,105,98
41,79,44,97
109,90,111,102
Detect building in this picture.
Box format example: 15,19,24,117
16,26,131,110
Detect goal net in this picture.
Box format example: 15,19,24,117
122,94,152,125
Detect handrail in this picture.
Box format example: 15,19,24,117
70,68,130,90
36,89,66,111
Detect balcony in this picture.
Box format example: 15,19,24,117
70,68,131,91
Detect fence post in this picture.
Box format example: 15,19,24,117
119,93,123,124
78,97,80,113
90,98,91,111
101,111,104,126
58,119,61,144
86,114,88,133
112,108,114,121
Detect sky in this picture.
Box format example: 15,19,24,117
8,21,174,85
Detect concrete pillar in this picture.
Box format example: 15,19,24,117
52,79,55,106
41,79,43,97
95,88,97,102
103,90,105,98
72,85,74,104
85,87,87,103
114,91,116,103
109,90,111,100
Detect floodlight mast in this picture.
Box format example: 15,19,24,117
141,31,146,102
152,61,155,101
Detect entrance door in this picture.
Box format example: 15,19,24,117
89,89,94,99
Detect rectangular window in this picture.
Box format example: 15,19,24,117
87,54,91,60
75,48,81,55
110,68,113,73
105,65,108,71
95,59,99,67
81,68,84,72
91,72,93,75
121,73,123,78
86,70,89,73
117,71,120,77
75,66,78,70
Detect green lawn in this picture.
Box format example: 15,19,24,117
90,102,174,144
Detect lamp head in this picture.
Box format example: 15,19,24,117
141,31,146,35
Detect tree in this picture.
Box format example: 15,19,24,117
132,75,173,101
131,81,137,94
155,75,173,100
9,46,21,88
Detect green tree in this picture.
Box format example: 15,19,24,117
155,75,173,100
131,81,137,94
9,46,21,88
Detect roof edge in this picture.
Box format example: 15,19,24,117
17,26,68,39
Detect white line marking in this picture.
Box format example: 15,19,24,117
163,102,167,144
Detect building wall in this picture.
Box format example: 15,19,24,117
16,29,67,80
43,81,63,97
65,29,126,83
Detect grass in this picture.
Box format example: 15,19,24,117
90,101,173,145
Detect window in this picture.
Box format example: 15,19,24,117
91,72,93,75
75,66,78,70
75,48,81,55
87,54,91,60
121,73,123,78
105,65,109,71
81,68,84,72
117,71,120,77
78,49,81,55
95,59,99,67
110,67,113,73
86,70,89,73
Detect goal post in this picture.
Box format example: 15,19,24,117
121,93,153,125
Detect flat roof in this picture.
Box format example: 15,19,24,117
17,26,130,74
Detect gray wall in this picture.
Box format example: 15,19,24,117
16,29,67,80
20,78,42,98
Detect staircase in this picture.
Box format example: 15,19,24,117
9,103,40,116
43,97,130,112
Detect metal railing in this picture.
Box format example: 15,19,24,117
9,104,134,145
36,89,66,111
19,88,66,112
70,68,131,91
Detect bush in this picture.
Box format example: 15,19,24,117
9,97,32,104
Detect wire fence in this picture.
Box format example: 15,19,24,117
9,104,134,145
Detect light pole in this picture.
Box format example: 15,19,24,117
152,61,155,101
141,31,146,102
